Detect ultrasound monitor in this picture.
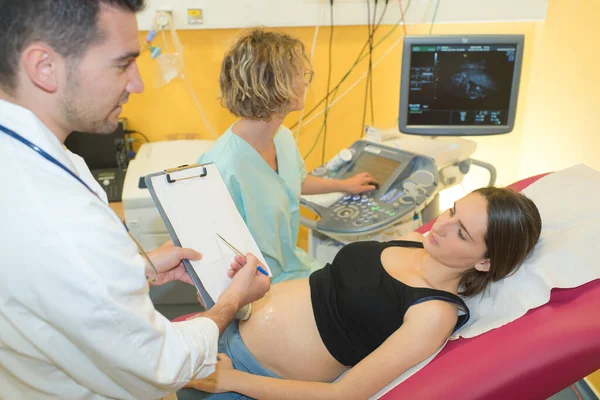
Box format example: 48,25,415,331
399,35,524,136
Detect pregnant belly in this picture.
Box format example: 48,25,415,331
239,279,347,382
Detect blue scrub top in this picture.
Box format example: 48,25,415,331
198,124,323,282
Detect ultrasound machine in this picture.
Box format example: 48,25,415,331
300,34,524,263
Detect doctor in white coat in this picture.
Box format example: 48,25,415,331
0,1,270,399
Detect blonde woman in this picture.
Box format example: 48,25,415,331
197,29,377,282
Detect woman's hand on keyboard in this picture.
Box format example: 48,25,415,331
341,172,378,194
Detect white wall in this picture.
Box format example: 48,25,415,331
137,0,548,31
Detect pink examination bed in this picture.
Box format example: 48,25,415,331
382,173,600,400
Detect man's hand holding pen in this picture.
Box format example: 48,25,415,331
223,253,271,308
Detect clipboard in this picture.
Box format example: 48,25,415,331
145,163,271,309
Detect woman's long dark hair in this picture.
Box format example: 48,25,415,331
459,187,542,297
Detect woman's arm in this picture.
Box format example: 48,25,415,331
188,300,458,400
301,173,378,195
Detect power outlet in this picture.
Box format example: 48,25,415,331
187,9,204,25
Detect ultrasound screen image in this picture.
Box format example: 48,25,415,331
407,44,517,126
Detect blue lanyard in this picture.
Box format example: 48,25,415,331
1,122,160,281
0,123,100,200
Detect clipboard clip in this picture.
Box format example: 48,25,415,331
165,163,207,184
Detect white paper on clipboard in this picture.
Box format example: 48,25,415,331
147,163,271,305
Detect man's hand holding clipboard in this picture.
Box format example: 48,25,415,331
189,253,270,334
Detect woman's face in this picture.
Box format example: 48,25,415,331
423,192,489,270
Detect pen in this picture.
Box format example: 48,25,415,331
216,233,270,277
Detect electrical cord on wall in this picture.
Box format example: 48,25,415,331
429,0,441,34
369,1,381,126
181,74,218,138
303,0,393,162
294,5,323,143
125,130,151,143
302,26,407,147
361,0,375,136
362,0,388,137
301,0,400,159
293,0,403,135
369,1,380,125
320,0,335,165
398,0,408,35
303,0,406,161
124,129,150,160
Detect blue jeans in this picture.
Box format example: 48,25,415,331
177,321,281,400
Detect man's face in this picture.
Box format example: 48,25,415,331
61,5,143,134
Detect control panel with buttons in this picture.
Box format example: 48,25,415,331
300,140,437,235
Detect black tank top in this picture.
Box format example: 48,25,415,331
309,240,470,367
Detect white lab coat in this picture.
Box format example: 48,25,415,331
0,99,218,399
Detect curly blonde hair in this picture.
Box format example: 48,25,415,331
219,29,309,121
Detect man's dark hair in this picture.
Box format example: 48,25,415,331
0,0,145,94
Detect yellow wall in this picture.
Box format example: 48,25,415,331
519,0,600,178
